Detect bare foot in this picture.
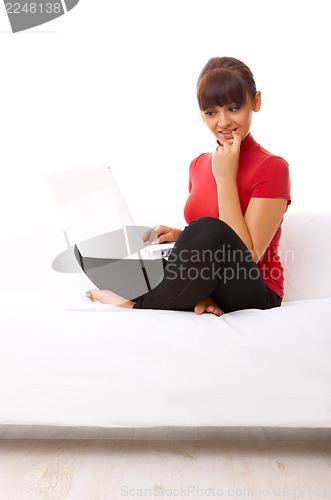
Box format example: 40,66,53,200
85,289,135,309
194,296,224,317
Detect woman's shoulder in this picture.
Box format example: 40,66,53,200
188,152,212,170
254,142,289,167
251,146,291,189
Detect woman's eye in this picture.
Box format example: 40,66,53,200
204,107,240,116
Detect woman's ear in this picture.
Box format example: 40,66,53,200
254,91,262,111
201,111,206,122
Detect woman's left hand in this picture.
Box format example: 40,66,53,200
212,130,242,182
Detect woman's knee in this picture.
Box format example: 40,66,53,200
186,217,235,242
176,218,231,257
181,217,251,261
188,216,227,230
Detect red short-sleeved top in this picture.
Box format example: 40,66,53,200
183,132,291,299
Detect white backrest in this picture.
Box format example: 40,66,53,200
280,211,331,301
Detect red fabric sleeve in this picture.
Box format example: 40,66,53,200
251,156,291,205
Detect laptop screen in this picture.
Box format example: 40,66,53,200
43,164,146,258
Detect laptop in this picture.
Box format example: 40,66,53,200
43,163,176,261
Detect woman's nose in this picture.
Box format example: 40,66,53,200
217,111,232,128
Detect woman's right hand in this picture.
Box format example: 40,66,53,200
143,225,182,245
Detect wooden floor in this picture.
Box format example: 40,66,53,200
0,427,330,499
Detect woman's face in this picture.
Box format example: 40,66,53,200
201,90,261,145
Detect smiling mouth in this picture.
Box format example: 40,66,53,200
219,128,237,134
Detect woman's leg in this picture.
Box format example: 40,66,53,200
132,216,281,313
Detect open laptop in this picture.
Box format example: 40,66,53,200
43,163,177,299
43,163,176,261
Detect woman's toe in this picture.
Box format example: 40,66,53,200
207,305,224,316
85,289,99,301
193,298,224,317
194,303,205,315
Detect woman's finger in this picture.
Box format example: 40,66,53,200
154,225,172,236
146,225,174,244
142,227,156,243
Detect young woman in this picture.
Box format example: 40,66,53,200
85,56,291,316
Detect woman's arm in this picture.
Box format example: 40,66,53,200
216,175,287,263
213,131,288,264
216,175,253,251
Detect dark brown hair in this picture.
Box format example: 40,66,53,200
197,56,257,111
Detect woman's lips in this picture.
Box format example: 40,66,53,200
219,128,237,136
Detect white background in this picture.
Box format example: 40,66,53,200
0,0,330,239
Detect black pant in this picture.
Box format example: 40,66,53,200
132,216,282,313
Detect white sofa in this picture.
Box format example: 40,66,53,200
0,211,330,432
